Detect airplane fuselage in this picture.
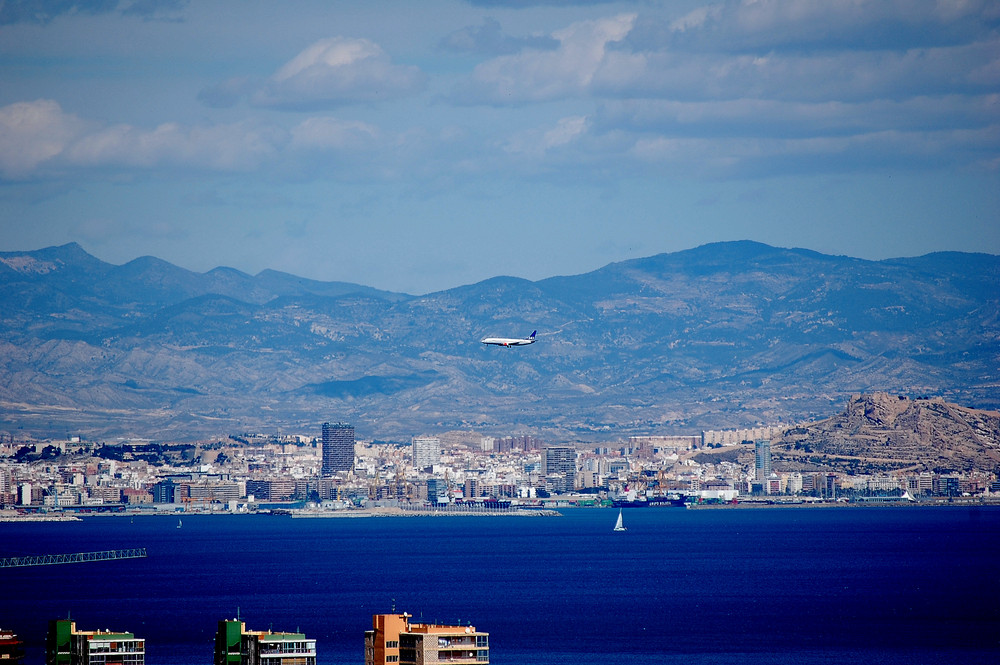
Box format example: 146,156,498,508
481,331,537,347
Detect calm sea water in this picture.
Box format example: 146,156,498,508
2,506,999,664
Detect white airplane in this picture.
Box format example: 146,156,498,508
481,330,537,347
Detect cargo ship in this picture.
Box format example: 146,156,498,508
612,494,687,508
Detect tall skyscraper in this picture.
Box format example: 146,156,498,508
755,439,772,483
824,473,838,500
411,437,440,470
322,422,355,476
544,446,576,493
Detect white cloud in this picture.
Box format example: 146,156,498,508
0,99,394,180
274,38,381,82
668,4,720,33
290,117,380,151
505,115,590,157
629,124,1000,177
543,116,588,149
661,0,1000,52
453,14,636,104
594,38,1000,103
600,95,1000,137
3,0,998,188
251,37,426,110
0,0,188,25
530,2,999,178
0,100,88,178
65,120,288,171
440,17,558,55
451,4,999,111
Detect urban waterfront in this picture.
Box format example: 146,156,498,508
3,507,999,664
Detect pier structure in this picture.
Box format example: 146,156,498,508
0,548,147,568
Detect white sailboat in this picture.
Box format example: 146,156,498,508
613,509,626,532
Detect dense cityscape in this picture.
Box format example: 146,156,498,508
3,416,996,664
3,419,998,519
2,417,998,664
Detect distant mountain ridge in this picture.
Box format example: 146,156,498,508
0,242,408,308
0,241,997,445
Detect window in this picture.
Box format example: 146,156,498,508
386,640,399,648
476,635,488,647
386,656,398,663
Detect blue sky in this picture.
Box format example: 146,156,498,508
0,0,997,294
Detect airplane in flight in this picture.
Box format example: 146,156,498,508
481,330,537,347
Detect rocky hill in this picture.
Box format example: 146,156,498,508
774,392,1000,474
0,241,997,444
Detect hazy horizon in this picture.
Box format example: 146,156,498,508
7,237,999,297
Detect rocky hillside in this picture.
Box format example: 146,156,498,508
775,392,1000,474
0,241,997,443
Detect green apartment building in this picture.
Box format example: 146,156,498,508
215,619,316,665
45,620,144,665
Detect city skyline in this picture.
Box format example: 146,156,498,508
1,1,997,294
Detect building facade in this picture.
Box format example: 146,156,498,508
0,628,25,664
365,614,488,665
754,440,772,483
321,423,355,476
543,447,576,493
411,437,440,471
425,478,445,505
214,620,316,665
46,620,144,665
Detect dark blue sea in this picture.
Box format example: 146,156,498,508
2,506,999,664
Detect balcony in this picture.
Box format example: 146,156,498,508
436,649,488,663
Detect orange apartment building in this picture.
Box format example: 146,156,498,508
364,613,488,665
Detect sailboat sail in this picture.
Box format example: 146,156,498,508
613,509,626,532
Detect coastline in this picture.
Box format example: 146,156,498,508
0,511,80,522
290,507,561,518
4,498,999,522
684,497,1000,509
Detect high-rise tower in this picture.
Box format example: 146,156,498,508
544,446,576,493
411,437,440,470
322,422,355,476
755,439,772,483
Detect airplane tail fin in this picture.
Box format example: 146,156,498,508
529,330,537,339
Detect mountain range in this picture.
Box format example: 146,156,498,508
1,241,997,443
